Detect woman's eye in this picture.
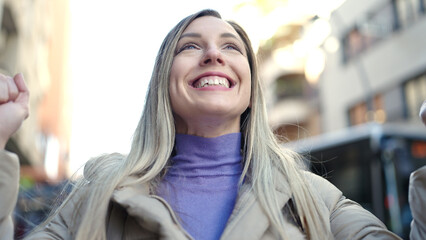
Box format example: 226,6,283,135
224,44,241,52
177,43,199,53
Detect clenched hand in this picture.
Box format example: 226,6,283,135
0,73,29,149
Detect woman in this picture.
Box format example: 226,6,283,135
0,9,401,240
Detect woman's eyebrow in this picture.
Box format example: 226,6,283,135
179,32,201,40
179,32,239,40
220,32,238,39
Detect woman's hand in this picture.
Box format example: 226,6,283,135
0,73,29,149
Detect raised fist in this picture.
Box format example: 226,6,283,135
0,73,29,149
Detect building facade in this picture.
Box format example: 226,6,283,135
258,22,323,141
321,0,426,131
0,0,71,181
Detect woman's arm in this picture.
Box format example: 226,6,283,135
0,151,71,240
410,102,426,239
0,73,74,239
305,172,402,239
329,194,401,239
409,165,426,240
0,150,20,239
0,73,29,239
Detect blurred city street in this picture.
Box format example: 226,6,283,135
1,0,425,239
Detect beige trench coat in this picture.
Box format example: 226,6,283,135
1,150,406,239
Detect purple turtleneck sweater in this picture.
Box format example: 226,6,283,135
157,133,243,240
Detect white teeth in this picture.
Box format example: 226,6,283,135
195,77,230,88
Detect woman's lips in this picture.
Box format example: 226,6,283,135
194,77,230,88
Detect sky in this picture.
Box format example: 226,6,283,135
67,1,244,174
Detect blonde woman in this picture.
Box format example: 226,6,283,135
0,9,401,240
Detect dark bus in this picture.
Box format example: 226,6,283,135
284,123,426,239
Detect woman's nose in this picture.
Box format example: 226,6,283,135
201,47,224,65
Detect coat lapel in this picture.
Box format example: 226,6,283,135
220,174,292,239
111,176,193,240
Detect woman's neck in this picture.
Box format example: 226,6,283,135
165,132,243,180
174,115,241,138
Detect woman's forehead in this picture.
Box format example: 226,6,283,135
183,16,239,38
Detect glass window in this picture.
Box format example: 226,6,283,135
349,102,368,125
309,139,374,211
396,0,422,28
344,27,365,60
363,1,395,40
306,134,426,239
404,74,426,121
274,74,305,100
342,1,396,62
348,94,385,126
382,137,426,238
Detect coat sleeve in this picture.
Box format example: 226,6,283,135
409,165,426,240
24,182,89,239
0,150,20,240
0,150,77,240
305,172,402,240
24,199,76,240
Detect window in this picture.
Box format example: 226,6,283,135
364,2,396,39
404,74,426,121
349,94,386,126
309,139,374,212
342,27,366,61
342,1,396,62
396,0,422,27
300,130,426,238
274,74,305,100
341,0,426,63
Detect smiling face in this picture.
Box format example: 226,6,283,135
169,16,252,137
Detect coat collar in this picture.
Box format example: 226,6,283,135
111,172,293,239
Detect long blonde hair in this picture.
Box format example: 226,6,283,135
31,9,332,240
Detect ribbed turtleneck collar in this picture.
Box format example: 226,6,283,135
166,133,243,179
158,133,243,240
